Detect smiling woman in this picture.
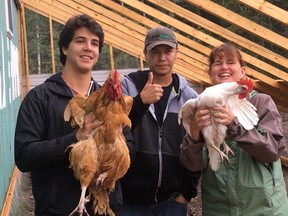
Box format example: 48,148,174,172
180,43,288,216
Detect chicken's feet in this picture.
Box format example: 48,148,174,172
69,187,91,216
211,145,230,163
69,205,89,216
222,141,234,157
95,172,107,186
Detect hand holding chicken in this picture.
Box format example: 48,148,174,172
178,78,259,171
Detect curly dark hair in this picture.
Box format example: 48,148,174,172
58,14,104,66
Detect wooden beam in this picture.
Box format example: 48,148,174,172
76,0,148,35
109,43,114,71
17,3,24,101
22,1,73,23
147,0,288,78
20,0,288,111
140,55,144,70
238,0,288,25
186,0,288,50
95,0,211,55
22,7,31,91
246,68,288,92
49,15,56,74
22,0,214,83
120,0,288,83
253,81,288,111
0,168,19,216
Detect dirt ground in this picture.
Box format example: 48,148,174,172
14,166,288,216
14,113,288,216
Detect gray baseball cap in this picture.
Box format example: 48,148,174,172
144,26,177,51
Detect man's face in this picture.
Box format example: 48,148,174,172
144,44,178,76
62,27,100,74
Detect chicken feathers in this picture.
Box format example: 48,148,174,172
178,78,259,171
64,70,133,216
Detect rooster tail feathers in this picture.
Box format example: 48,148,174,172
92,190,115,216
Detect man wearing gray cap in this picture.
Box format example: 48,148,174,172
120,26,201,215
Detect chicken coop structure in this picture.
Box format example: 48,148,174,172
0,0,287,215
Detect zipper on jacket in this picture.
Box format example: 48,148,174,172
263,163,276,193
153,87,180,202
155,126,163,202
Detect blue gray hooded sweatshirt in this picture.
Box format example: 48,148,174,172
121,70,201,205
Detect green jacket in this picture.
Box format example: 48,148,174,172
202,140,288,216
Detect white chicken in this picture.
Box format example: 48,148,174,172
178,78,259,171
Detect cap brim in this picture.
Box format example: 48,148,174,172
145,41,177,51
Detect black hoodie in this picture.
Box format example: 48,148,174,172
14,72,135,215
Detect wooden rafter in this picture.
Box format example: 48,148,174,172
238,0,288,25
20,0,288,112
147,0,288,80
186,0,288,50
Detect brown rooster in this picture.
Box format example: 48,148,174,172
64,70,133,216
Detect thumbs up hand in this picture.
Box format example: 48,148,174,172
140,72,164,104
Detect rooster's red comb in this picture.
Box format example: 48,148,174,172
237,78,254,93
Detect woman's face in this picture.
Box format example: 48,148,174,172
209,54,246,84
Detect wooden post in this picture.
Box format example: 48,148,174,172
109,43,114,71
49,15,56,74
22,7,31,91
140,55,144,70
0,168,19,216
